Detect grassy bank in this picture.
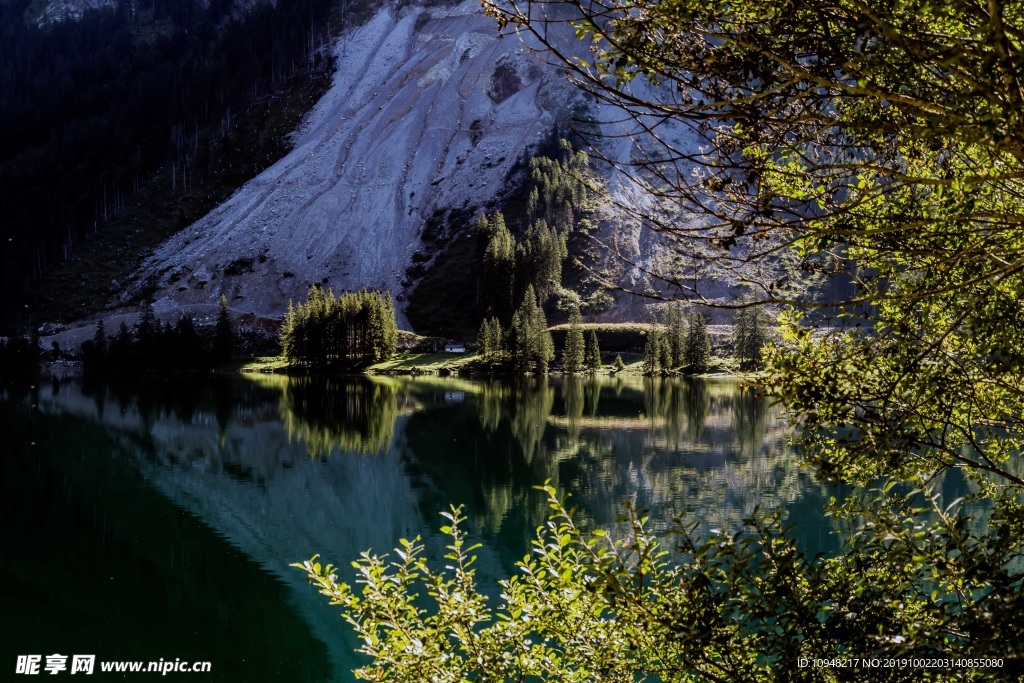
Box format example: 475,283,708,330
238,351,482,375
368,351,481,374
238,350,747,377
237,356,292,373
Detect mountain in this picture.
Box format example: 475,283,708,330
118,0,578,329
36,0,736,350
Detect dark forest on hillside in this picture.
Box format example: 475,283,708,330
0,0,338,333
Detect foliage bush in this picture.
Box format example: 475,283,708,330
298,485,1024,682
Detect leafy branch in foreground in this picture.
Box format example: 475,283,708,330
296,485,1024,682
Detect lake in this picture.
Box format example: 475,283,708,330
1,372,843,680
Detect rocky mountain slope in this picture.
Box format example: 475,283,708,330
120,0,580,329
38,0,727,351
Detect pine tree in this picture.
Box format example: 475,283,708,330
81,320,108,370
510,285,553,373
490,319,502,363
382,293,398,360
585,330,601,371
478,318,492,361
365,292,385,364
532,294,554,374
158,319,175,369
92,319,108,368
613,354,626,372
659,334,673,372
733,305,769,370
490,318,504,363
305,286,327,368
478,316,506,364
683,309,711,374
363,290,398,364
174,315,206,370
485,318,497,361
475,211,490,235
281,300,298,360
482,212,517,319
111,321,133,369
491,212,508,236
136,300,156,359
643,315,662,375
213,295,235,366
562,307,585,373
93,319,107,355
521,219,568,300
510,307,530,373
664,302,686,369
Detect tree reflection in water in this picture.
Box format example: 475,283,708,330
40,372,839,573
278,377,399,457
543,378,820,537
71,373,826,554
70,373,815,540
398,376,830,558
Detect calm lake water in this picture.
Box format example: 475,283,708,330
2,372,844,680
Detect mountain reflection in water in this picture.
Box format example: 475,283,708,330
3,373,832,682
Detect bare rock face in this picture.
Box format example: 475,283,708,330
125,0,577,327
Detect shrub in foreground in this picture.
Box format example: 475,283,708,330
297,485,1024,682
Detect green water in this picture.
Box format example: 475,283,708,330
1,373,836,681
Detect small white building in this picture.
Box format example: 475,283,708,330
444,343,466,353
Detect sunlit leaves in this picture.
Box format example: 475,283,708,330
297,486,1024,680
